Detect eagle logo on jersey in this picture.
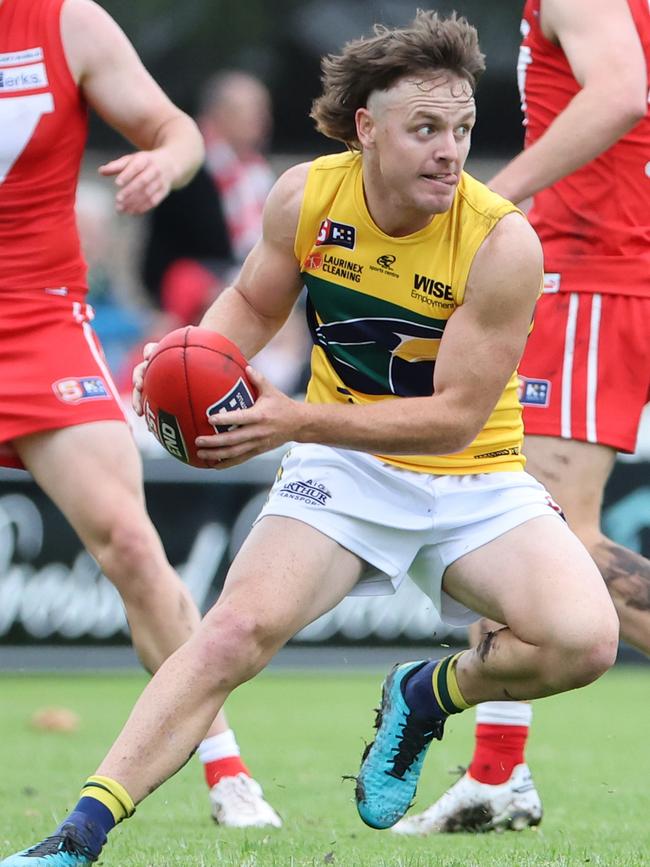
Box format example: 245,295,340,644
309,311,445,397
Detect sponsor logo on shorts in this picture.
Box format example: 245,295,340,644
315,218,356,250
278,479,332,506
207,378,255,433
519,377,551,407
0,62,48,92
543,273,561,293
52,377,110,404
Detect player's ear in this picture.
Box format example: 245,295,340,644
355,107,376,149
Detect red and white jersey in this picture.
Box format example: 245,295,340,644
519,0,650,296
0,0,88,294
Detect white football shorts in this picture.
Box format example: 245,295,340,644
256,444,564,625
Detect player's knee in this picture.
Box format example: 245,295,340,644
100,517,159,585
549,614,618,690
198,608,281,686
566,635,617,688
583,630,618,683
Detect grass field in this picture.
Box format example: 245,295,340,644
0,664,647,867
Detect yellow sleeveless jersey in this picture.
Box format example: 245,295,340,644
294,151,526,474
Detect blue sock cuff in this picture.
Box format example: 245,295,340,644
58,804,112,857
404,660,448,722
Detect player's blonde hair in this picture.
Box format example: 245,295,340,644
311,10,485,150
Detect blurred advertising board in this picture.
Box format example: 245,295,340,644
1,452,648,647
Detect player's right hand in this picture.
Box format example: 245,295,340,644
99,149,176,215
132,342,159,416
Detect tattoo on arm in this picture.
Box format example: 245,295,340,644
595,540,650,612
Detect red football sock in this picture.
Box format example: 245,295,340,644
468,723,529,785
204,756,251,789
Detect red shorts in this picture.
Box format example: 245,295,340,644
519,291,650,453
0,290,127,469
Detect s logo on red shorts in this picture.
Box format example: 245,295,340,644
52,377,110,403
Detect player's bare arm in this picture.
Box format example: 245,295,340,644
489,0,647,203
195,213,542,467
61,0,204,214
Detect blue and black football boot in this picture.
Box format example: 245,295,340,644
356,660,446,829
0,819,102,866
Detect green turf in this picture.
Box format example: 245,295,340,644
0,665,647,866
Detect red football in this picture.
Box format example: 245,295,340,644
142,326,256,467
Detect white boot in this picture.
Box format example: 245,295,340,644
209,773,283,828
392,764,542,835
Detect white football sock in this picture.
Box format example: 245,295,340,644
475,701,533,727
198,728,241,764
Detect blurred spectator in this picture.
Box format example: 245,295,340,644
199,71,310,393
141,164,233,314
141,70,276,318
141,69,310,396
198,70,275,263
